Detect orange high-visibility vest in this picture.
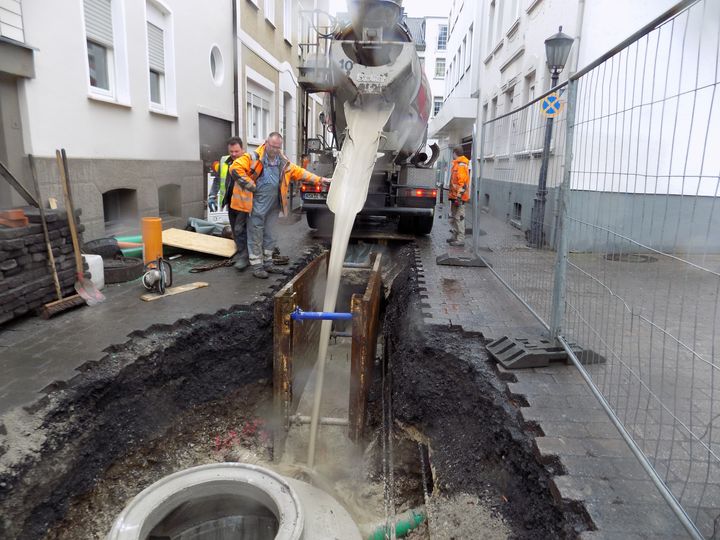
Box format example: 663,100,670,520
449,155,471,202
229,144,323,215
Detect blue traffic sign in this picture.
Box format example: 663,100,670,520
541,93,563,118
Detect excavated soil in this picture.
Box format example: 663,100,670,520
0,301,276,540
0,246,589,539
380,248,590,538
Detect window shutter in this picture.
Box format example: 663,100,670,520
84,0,113,46
147,22,165,73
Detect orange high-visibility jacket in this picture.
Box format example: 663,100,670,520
228,144,323,215
449,155,470,203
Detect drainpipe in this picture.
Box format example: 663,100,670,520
569,0,585,74
232,0,240,135
366,508,426,540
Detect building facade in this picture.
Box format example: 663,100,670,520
0,0,322,240
473,0,691,246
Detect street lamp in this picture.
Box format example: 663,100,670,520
529,26,574,248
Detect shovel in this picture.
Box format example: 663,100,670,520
56,149,105,306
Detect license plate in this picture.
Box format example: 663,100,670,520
304,193,327,200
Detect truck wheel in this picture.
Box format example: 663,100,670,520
306,210,320,229
398,215,434,235
398,215,414,234
306,210,334,230
413,215,434,235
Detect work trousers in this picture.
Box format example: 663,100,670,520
449,201,466,243
248,189,280,267
228,208,248,264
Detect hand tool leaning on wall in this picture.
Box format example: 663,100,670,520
56,149,105,306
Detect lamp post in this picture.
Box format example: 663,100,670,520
529,26,574,248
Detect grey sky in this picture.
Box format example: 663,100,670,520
328,0,450,18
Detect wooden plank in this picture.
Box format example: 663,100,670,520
348,253,383,442
140,281,208,301
161,228,237,258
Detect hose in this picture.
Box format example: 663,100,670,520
367,508,425,540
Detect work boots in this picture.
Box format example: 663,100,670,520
252,265,269,279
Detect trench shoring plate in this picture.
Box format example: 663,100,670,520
487,336,588,369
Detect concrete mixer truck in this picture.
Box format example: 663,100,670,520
297,0,440,235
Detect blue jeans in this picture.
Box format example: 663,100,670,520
248,189,280,266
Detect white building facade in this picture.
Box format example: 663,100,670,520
1,0,315,240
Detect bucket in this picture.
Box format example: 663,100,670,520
82,254,105,290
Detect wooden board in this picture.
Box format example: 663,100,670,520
161,228,237,258
140,281,209,302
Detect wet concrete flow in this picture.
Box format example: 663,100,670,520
0,242,590,539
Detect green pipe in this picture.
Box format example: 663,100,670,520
114,235,142,243
120,247,143,258
367,509,425,540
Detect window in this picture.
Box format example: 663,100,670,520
433,96,443,116
466,27,473,70
147,21,165,105
158,184,181,217
524,73,538,150
437,25,447,50
265,0,275,26
486,1,496,54
84,0,129,101
512,202,522,222
87,40,111,92
460,38,466,78
247,90,271,141
495,0,504,46
503,87,514,153
434,58,445,79
103,188,138,231
210,45,223,85
145,2,175,113
283,0,292,42
511,0,520,22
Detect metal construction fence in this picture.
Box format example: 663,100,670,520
473,1,720,537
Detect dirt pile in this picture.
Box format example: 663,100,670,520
382,248,590,538
0,301,275,540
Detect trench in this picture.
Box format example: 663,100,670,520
0,245,589,539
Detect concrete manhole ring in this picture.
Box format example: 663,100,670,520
106,463,304,540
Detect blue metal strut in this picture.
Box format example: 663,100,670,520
290,307,353,321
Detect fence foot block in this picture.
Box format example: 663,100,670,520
436,253,490,267
487,336,589,369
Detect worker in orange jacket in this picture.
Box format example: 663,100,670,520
229,132,329,279
208,137,247,269
448,146,470,247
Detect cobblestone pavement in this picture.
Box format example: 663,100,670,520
416,206,693,539
0,216,317,415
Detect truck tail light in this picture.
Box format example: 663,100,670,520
300,182,328,193
400,188,437,198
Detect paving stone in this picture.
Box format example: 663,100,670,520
537,436,640,459
0,222,317,413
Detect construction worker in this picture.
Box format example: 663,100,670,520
208,137,250,270
448,146,470,247
229,132,329,279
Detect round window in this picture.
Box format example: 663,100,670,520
210,46,224,86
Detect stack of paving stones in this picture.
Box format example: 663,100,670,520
0,208,83,325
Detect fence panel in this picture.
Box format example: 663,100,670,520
476,0,719,536
561,0,720,535
476,85,568,327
